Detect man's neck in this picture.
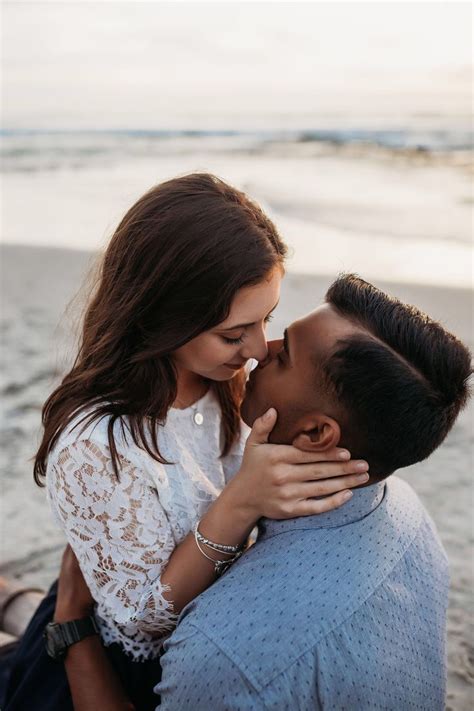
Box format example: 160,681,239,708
258,480,386,539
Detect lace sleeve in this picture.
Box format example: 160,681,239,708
222,421,249,485
48,438,179,636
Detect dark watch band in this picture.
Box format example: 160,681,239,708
60,616,99,646
44,616,100,660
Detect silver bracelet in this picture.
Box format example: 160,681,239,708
194,524,244,554
194,535,242,576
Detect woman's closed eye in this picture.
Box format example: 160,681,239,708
223,334,245,345
222,313,274,345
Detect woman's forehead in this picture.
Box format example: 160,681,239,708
218,271,282,328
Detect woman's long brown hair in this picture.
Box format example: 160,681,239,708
34,173,287,485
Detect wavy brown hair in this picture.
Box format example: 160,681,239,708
34,173,287,486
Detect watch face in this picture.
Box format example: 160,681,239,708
44,623,66,660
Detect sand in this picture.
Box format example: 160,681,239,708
0,243,472,709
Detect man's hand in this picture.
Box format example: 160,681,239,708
55,545,95,622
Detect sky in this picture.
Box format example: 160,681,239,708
2,1,472,129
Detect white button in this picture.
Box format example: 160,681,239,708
194,412,204,425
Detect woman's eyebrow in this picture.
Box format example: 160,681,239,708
219,319,255,331
218,300,280,332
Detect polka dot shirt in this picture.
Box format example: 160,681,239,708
155,477,449,710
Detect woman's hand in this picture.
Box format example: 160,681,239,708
55,545,95,622
226,408,369,522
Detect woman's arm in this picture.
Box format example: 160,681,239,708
161,408,367,611
50,415,366,636
55,410,367,710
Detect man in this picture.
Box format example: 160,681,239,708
154,274,471,709
20,275,472,709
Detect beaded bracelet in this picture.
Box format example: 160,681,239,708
194,524,244,555
194,535,243,576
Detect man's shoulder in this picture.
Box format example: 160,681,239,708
172,477,447,693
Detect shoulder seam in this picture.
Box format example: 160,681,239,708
260,521,426,692
190,490,425,694
184,622,266,699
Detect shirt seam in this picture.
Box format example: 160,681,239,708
257,519,426,694
183,623,267,702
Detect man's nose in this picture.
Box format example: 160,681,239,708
257,338,283,369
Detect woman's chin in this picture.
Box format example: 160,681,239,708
206,365,244,381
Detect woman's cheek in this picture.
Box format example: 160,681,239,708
203,338,230,368
216,344,234,366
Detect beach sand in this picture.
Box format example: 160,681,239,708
1,243,472,709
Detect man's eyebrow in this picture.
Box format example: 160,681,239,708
218,300,280,332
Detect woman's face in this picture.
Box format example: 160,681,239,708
173,268,282,381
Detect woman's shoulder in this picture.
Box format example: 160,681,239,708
47,407,165,489
52,407,121,452
49,406,155,473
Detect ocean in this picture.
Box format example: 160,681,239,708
1,127,472,289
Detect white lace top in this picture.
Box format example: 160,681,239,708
46,389,249,660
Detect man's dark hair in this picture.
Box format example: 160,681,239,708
324,274,472,478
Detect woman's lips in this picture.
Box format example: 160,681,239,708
225,362,245,370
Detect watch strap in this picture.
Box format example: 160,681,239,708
60,616,99,647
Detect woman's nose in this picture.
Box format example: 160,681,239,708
257,338,282,369
241,329,269,363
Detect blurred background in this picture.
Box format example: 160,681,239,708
1,2,472,709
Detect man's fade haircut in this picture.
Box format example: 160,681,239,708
324,274,472,478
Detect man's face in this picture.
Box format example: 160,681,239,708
241,303,364,444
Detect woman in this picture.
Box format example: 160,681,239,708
2,174,367,710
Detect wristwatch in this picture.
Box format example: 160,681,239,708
44,616,100,660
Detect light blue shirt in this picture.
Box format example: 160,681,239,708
155,477,449,710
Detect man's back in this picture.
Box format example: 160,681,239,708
156,478,449,710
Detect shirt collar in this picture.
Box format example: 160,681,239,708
258,481,386,539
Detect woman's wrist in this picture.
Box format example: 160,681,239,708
199,483,258,547
224,470,263,521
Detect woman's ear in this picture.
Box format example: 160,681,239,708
292,414,340,452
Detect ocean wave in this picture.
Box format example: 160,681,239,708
1,128,472,173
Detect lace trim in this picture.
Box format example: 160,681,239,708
48,439,179,659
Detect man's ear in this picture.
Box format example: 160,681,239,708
292,414,341,452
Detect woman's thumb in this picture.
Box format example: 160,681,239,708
248,408,277,445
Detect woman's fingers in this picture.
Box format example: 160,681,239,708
281,446,351,464
270,470,370,519
297,472,370,499
295,490,356,517
286,459,369,482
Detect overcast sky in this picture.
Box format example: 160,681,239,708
3,1,472,129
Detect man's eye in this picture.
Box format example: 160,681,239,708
264,314,274,324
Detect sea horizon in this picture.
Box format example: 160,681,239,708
2,125,472,290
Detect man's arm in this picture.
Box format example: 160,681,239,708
58,635,134,711
55,546,135,711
